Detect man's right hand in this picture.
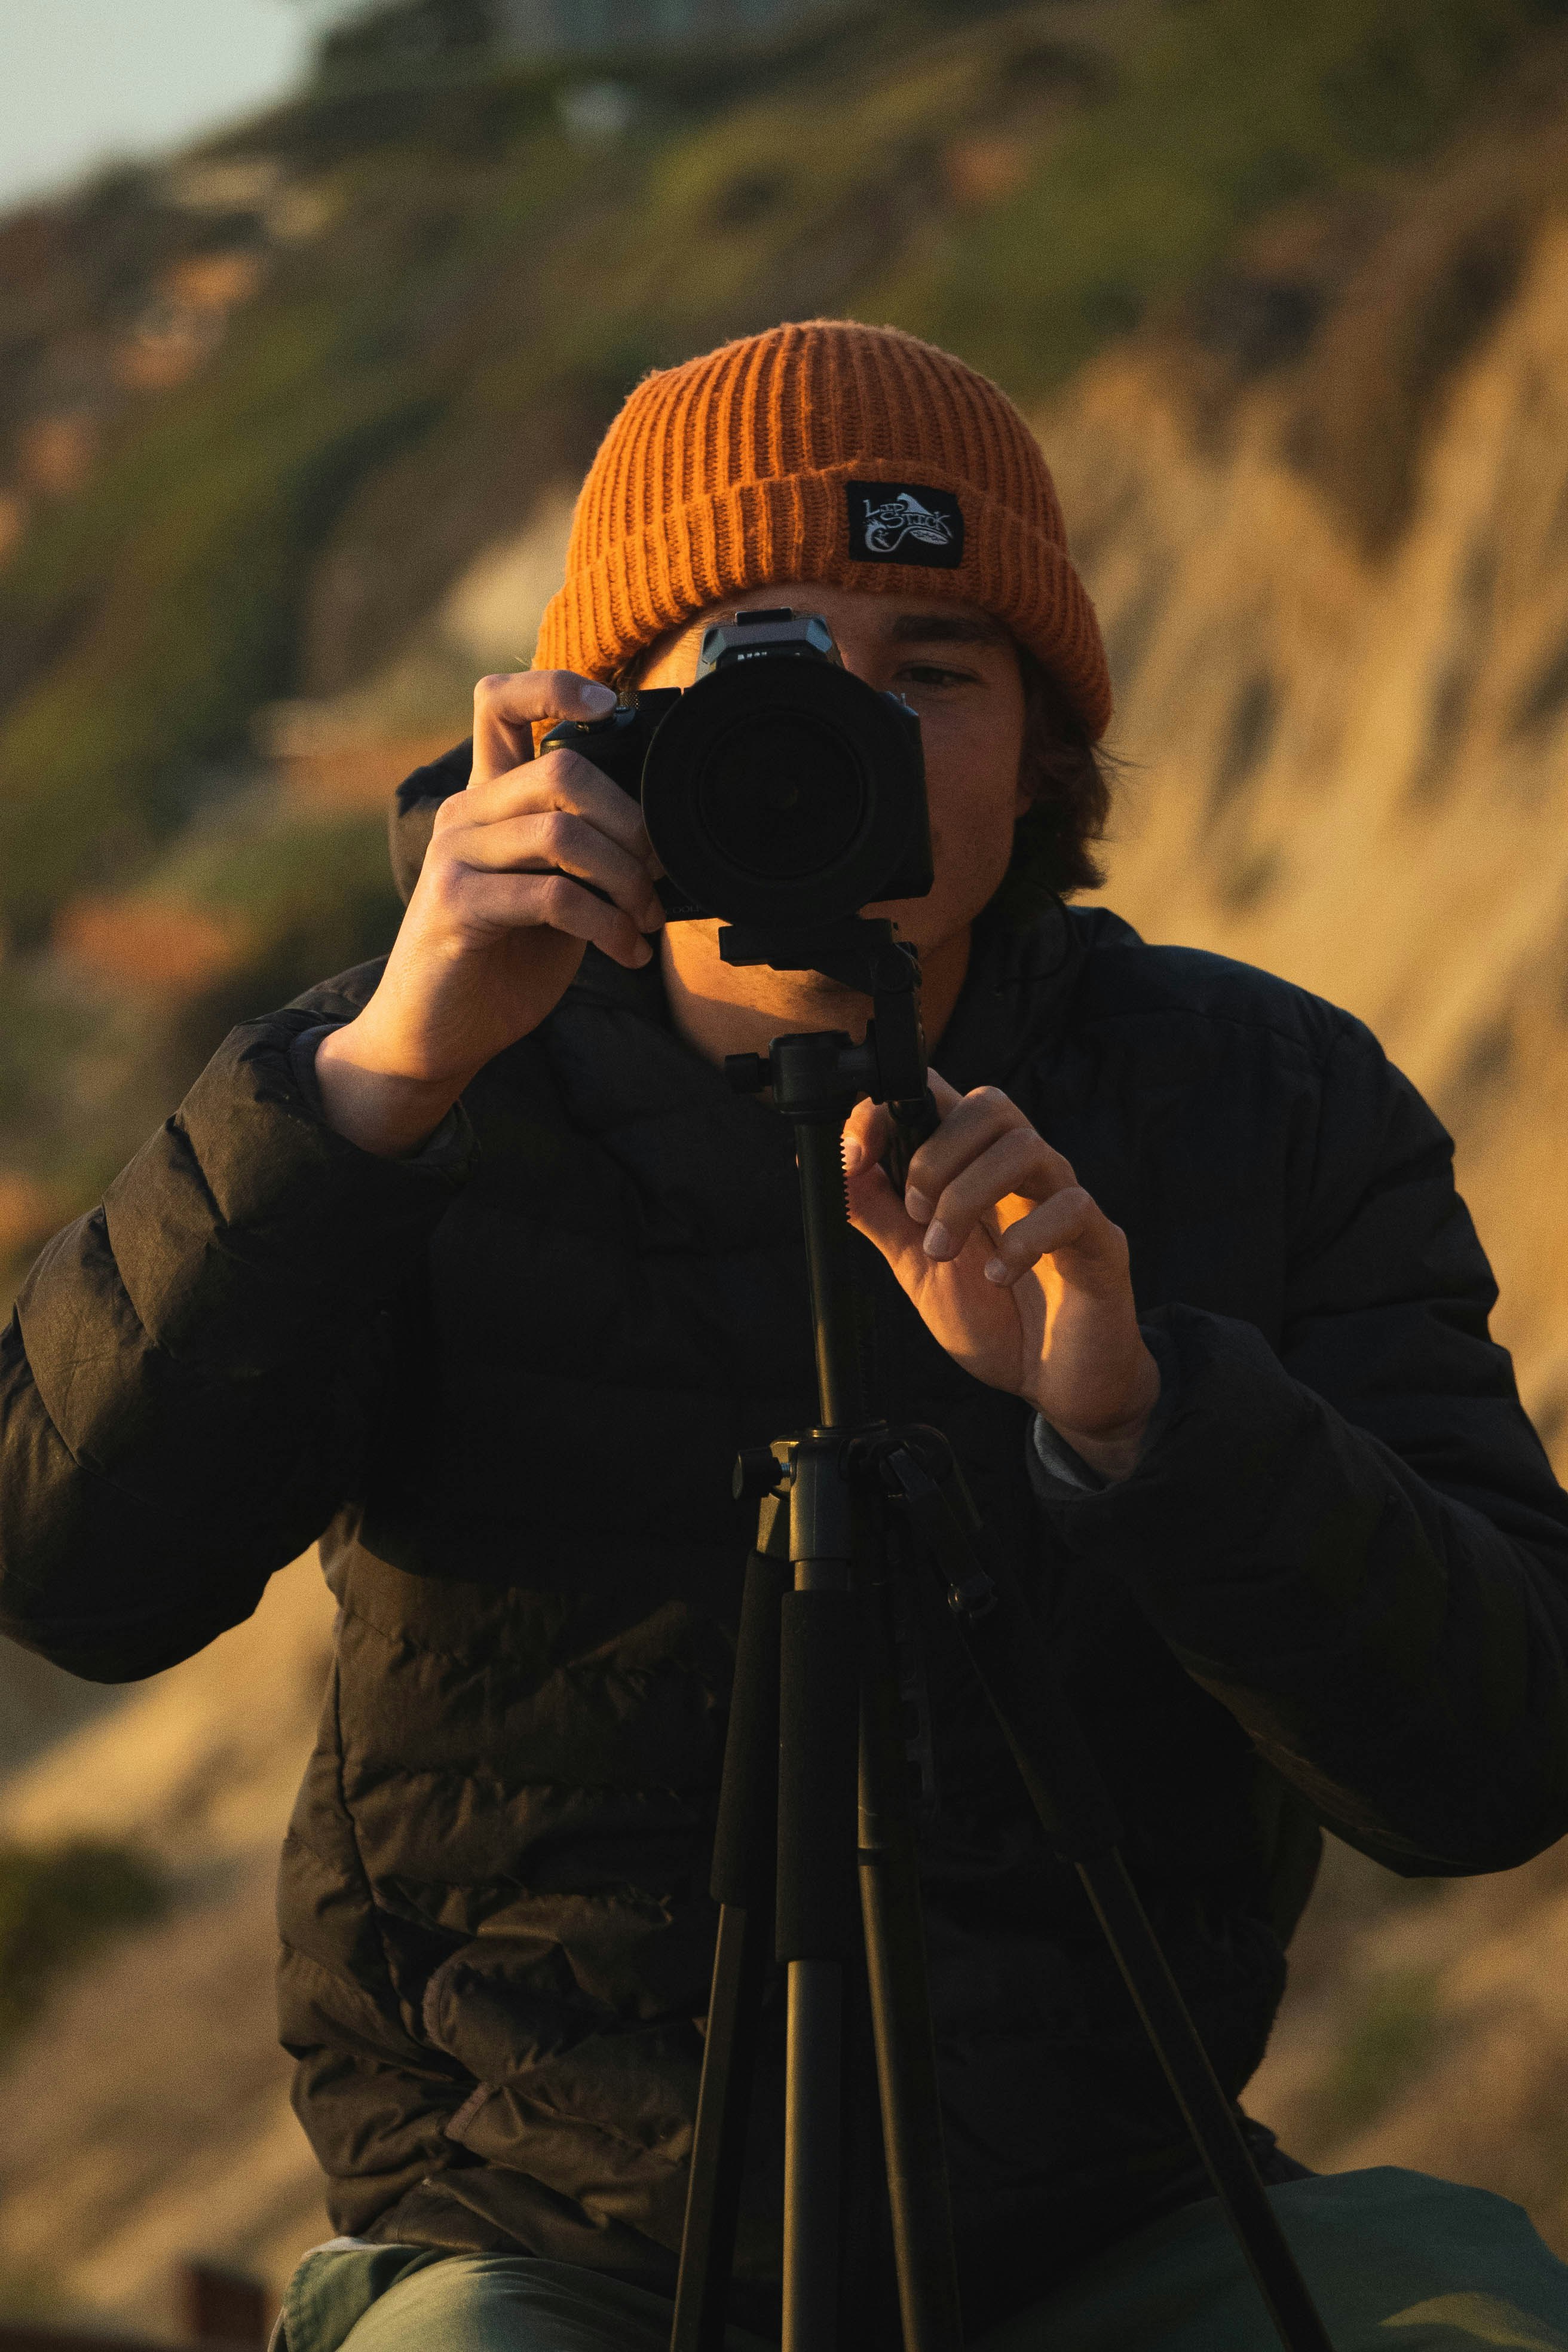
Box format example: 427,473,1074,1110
315,669,664,1157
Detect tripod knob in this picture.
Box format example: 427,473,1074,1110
733,1446,785,1501
724,1052,770,1095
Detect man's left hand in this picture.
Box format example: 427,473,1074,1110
844,1074,1160,1483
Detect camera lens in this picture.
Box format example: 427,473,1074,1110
695,715,866,880
639,646,930,927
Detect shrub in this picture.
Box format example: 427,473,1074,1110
0,1839,167,2051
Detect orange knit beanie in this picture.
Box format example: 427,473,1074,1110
533,320,1111,740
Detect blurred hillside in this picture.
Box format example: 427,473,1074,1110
5,0,1568,2329
5,0,1568,1281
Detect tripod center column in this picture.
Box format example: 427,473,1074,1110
794,1118,866,1431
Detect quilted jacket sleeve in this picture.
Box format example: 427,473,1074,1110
0,976,468,1681
1030,1018,1568,1876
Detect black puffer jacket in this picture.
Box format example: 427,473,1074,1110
4,880,1568,2337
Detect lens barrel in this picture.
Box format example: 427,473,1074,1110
641,658,930,927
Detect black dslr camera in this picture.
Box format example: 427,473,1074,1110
541,608,933,929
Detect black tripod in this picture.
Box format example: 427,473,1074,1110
669,917,1334,2352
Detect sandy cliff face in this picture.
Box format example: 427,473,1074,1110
1051,203,1568,1464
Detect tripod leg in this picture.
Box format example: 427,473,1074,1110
878,1437,1335,2352
783,1952,843,2348
675,1907,770,2352
951,1566,1334,2352
778,1582,858,2352
777,1444,860,2352
1075,1848,1333,2352
858,1577,964,2352
673,1516,789,2352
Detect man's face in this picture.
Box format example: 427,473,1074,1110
638,579,1029,964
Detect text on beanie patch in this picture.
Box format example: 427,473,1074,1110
846,482,964,568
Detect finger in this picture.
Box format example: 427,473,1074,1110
978,1189,1129,1293
460,869,653,968
843,1101,920,1259
847,1088,973,1187
843,1146,928,1267
904,1086,1066,1223
452,809,663,930
458,747,656,869
471,669,615,788
917,1125,1080,1261
846,1064,964,1176
842,1097,893,1175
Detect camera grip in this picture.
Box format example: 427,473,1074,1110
539,709,709,923
538,709,645,795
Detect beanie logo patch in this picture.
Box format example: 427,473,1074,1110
846,482,964,568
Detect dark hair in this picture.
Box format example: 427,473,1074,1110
989,645,1111,926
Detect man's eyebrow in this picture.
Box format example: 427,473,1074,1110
886,612,1008,647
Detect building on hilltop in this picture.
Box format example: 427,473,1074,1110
497,0,828,36
318,0,840,73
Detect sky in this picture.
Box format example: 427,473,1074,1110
0,1,357,213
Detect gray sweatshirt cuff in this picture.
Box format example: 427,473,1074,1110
1030,1414,1107,1493
1026,1328,1178,1500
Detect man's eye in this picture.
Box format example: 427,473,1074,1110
899,663,973,687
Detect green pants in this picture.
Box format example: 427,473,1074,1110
278,2170,1568,2352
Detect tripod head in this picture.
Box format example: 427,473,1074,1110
718,914,938,1164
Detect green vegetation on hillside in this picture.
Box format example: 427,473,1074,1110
915,0,1568,385
0,335,433,944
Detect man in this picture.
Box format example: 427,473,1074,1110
4,320,1568,2351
